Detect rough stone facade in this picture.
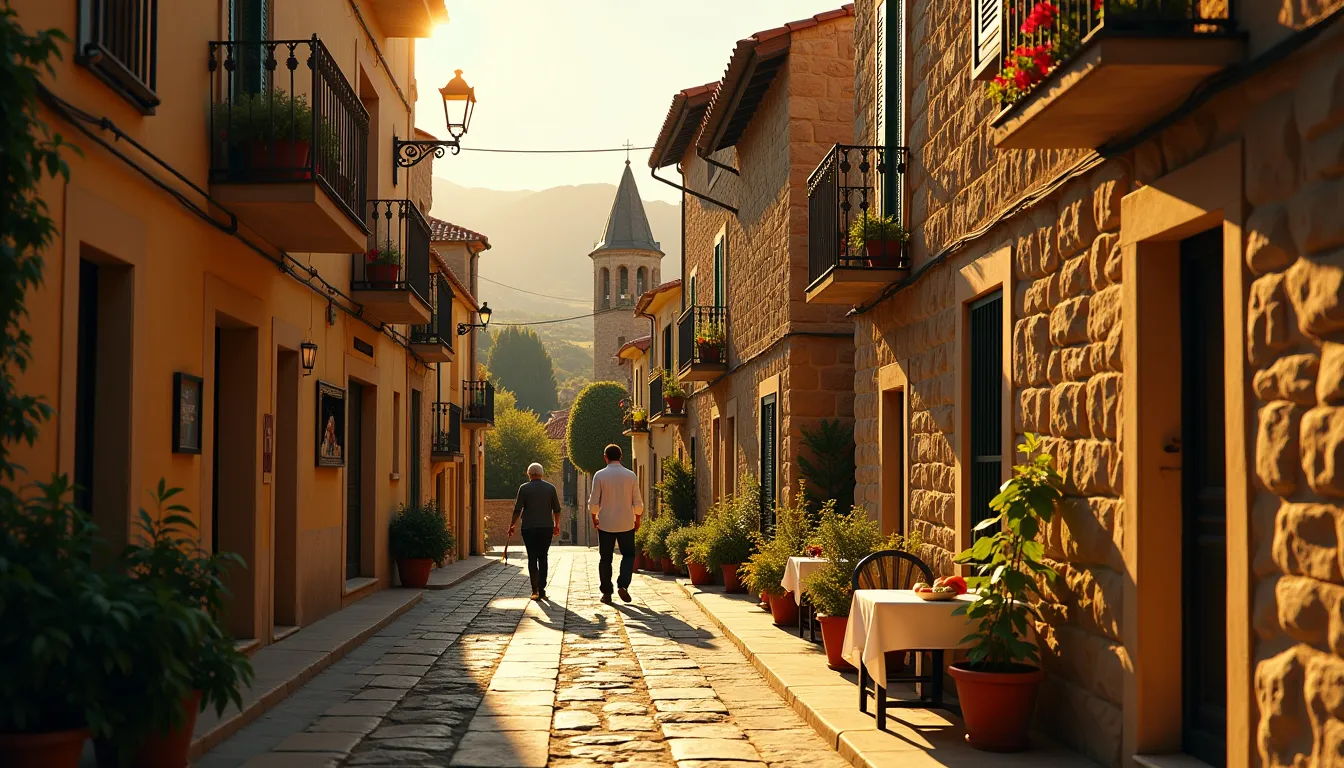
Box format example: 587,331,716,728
673,15,859,516
845,0,1344,764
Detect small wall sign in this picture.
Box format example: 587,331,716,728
316,381,346,468
262,413,274,483
172,373,203,454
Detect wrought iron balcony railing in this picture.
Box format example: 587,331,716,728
432,401,461,456
806,144,909,287
352,199,432,301
208,37,368,227
677,306,728,373
993,0,1235,110
411,273,454,350
463,381,495,424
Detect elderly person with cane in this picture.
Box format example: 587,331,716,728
510,462,561,601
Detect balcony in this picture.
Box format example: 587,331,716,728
431,401,461,462
351,199,433,325
805,145,910,305
988,0,1242,149
463,381,495,426
410,273,454,363
365,0,446,38
648,370,687,425
208,37,369,252
677,306,728,382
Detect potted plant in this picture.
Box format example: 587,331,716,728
630,408,648,432
694,321,725,364
213,90,340,178
643,513,678,575
662,371,688,415
633,518,651,571
99,481,254,768
666,522,704,581
0,477,137,768
847,213,909,268
949,434,1062,752
743,489,812,626
364,242,403,286
695,478,758,593
389,501,456,588
803,501,889,671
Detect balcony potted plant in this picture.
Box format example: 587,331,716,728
214,90,340,178
389,501,456,588
630,408,648,432
662,370,687,415
949,433,1062,752
847,213,909,269
695,321,725,364
802,501,889,671
99,481,253,768
364,242,402,286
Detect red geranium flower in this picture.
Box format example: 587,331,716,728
1021,0,1059,33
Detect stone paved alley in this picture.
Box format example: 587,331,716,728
198,548,1091,768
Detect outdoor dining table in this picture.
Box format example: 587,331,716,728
841,589,977,730
780,556,826,642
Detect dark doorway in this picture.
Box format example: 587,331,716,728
274,349,299,629
212,320,259,640
469,442,479,555
347,380,364,579
74,260,100,519
410,389,422,504
760,394,777,534
968,291,1003,539
212,327,222,555
1180,227,1227,766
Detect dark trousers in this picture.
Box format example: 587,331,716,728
521,527,553,594
598,528,636,594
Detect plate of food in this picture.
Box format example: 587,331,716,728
912,576,967,601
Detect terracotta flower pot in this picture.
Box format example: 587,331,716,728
720,564,745,593
768,592,799,626
687,561,713,586
135,691,203,768
664,395,685,414
759,592,770,610
246,139,311,178
698,343,722,364
864,238,904,268
396,557,433,588
949,663,1046,752
365,263,401,285
661,557,675,574
0,728,90,768
817,615,855,671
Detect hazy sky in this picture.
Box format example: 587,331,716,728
414,1,845,203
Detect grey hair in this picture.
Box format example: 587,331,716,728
527,463,544,477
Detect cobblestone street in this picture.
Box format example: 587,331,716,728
200,548,855,768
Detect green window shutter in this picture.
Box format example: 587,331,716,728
880,0,903,223
713,241,725,308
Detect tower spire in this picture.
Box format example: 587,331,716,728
590,162,661,254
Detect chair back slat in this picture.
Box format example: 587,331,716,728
851,550,934,592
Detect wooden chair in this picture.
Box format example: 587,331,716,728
851,550,945,729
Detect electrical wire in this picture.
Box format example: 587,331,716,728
489,307,634,326
458,146,654,154
475,275,589,303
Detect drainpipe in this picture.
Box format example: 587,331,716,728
651,166,737,217
700,153,739,177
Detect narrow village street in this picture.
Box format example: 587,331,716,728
199,549,860,768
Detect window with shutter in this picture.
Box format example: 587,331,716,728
973,0,1003,80
77,0,161,113
875,2,886,149
877,0,905,221
713,238,725,308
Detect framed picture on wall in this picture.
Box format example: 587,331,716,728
316,381,346,468
172,373,203,454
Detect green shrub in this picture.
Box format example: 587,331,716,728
643,513,679,562
742,488,813,596
847,213,908,252
656,454,696,523
802,501,888,618
665,522,703,569
693,475,759,571
566,381,630,474
388,501,456,566
797,420,856,515
485,388,560,498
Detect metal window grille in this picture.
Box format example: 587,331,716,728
78,0,160,112
968,292,1004,540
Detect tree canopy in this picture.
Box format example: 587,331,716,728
565,381,629,475
486,327,559,419
484,389,561,498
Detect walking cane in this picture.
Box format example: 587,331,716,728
502,528,512,564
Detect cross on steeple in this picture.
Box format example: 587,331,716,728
623,140,634,165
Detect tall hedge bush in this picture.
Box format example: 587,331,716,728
566,381,629,475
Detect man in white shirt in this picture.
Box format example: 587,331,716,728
587,443,643,603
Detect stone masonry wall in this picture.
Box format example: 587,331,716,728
1245,37,1344,768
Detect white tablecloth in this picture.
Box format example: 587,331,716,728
840,589,978,683
780,557,826,604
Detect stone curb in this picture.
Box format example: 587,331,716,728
422,555,504,589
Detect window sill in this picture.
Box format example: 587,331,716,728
76,47,160,115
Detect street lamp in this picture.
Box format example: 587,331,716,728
392,69,477,183
300,340,318,376
457,302,492,336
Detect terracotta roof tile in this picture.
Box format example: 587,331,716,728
427,216,491,250
544,409,569,440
